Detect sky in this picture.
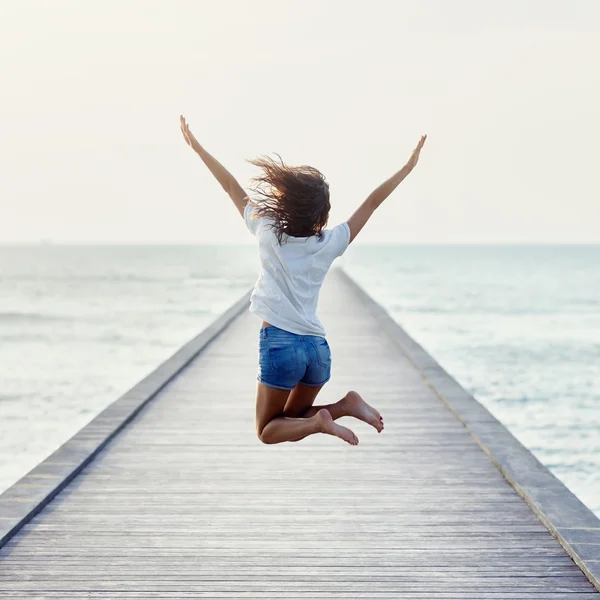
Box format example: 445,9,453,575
1,0,599,244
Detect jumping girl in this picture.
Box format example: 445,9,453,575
180,115,427,446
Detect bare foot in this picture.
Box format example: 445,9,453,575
315,409,359,446
342,391,384,432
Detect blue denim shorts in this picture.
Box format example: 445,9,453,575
258,325,332,391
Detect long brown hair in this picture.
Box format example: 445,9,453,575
248,155,331,243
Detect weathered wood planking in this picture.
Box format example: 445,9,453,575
0,269,598,598
338,268,600,590
0,289,252,550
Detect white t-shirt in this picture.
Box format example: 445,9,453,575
244,200,351,338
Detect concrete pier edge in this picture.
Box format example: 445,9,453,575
0,290,252,548
338,267,600,591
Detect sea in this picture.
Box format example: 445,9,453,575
1,244,599,516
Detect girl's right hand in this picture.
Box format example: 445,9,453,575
180,115,203,155
404,135,427,173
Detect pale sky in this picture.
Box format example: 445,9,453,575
1,0,599,244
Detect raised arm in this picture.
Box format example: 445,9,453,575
180,115,248,217
347,135,427,243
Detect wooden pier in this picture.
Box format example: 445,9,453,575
1,268,599,598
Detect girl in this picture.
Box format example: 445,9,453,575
180,115,426,446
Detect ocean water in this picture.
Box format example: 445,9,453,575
0,245,258,493
344,244,600,517
1,244,599,517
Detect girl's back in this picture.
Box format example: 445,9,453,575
245,200,350,338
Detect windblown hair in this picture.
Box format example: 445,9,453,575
248,155,331,243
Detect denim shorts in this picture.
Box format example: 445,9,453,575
258,325,332,391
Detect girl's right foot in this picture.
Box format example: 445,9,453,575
342,390,384,432
315,409,359,446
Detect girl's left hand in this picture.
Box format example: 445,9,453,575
404,135,427,173
180,115,202,154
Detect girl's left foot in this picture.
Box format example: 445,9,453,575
342,391,384,432
315,409,359,446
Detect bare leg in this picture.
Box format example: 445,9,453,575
283,384,383,436
261,410,358,445
300,390,384,433
255,382,358,445
283,383,335,417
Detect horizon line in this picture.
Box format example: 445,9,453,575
1,241,599,247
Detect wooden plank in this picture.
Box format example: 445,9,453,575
0,290,252,549
338,268,600,590
0,293,250,548
0,268,597,598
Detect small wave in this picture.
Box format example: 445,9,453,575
0,394,22,403
0,311,68,323
185,276,249,288
4,274,175,283
398,306,579,316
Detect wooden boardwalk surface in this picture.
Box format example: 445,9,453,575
0,269,598,598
